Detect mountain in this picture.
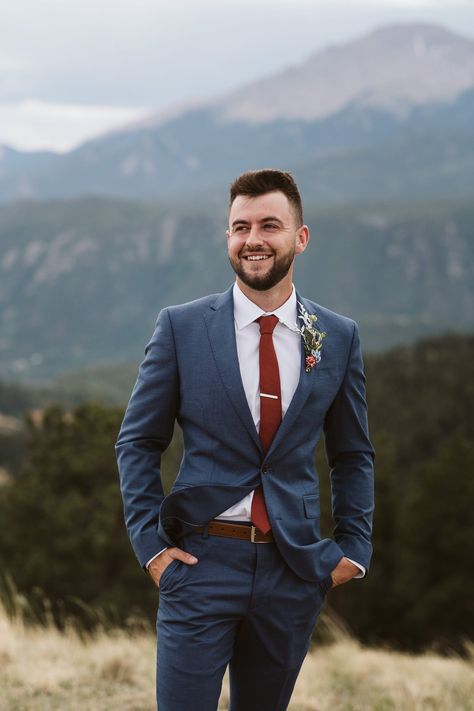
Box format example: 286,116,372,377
217,23,474,123
0,196,472,380
0,23,473,205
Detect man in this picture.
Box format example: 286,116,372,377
116,169,374,711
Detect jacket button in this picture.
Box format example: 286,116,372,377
262,465,271,474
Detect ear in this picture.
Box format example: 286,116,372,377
295,225,310,254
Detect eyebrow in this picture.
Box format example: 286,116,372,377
231,215,284,227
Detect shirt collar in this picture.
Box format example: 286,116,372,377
232,282,297,331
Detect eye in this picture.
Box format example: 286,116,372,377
264,223,279,230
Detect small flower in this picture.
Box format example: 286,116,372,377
305,355,317,372
297,302,326,373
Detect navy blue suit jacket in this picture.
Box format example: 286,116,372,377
116,286,374,582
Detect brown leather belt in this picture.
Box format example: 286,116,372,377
194,520,274,543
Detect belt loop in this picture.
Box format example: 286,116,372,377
202,523,209,539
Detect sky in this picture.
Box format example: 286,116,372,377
1,0,474,152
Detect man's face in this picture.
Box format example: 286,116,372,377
227,191,308,292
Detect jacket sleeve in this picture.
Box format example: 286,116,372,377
115,308,179,568
323,321,375,572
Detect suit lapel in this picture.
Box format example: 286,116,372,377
203,287,263,454
265,293,324,459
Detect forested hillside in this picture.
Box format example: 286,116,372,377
1,197,472,379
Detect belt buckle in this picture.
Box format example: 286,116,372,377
250,525,264,543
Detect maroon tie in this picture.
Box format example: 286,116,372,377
251,314,281,534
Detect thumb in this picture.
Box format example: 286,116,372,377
171,548,198,565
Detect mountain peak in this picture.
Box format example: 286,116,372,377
363,22,472,43
217,22,474,123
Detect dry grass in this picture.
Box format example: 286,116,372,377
1,602,473,711
0,606,155,711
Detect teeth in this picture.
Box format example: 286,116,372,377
246,255,270,261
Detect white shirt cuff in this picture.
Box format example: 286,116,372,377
347,557,366,578
146,547,168,569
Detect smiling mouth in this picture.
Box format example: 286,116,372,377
242,254,272,261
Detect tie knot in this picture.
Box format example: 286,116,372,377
258,314,279,335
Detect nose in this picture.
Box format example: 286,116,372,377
245,225,264,247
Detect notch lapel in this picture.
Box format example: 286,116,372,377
203,287,263,454
265,293,324,459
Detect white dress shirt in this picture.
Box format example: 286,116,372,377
215,282,301,520
148,281,364,576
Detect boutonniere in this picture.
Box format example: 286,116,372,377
297,302,326,372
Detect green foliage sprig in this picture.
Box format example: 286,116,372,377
297,302,326,372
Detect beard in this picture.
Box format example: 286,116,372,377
229,248,295,291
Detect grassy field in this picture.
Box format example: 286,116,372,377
1,604,473,711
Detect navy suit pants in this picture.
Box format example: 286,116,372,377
156,528,331,711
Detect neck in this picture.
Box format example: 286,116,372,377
236,275,293,312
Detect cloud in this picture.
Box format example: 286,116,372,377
276,0,472,4
1,2,473,106
0,100,150,153
0,55,31,72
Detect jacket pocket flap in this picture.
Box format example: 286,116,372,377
303,494,320,518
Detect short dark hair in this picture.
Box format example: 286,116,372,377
229,169,303,226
